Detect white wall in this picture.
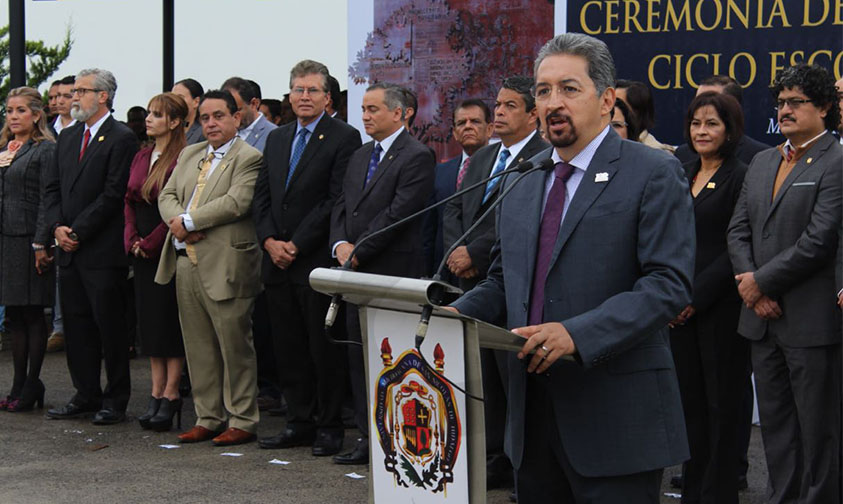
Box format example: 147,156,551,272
1,0,348,119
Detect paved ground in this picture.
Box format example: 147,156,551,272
0,350,768,503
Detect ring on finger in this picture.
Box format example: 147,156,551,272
540,344,550,356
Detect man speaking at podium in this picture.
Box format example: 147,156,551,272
448,33,695,503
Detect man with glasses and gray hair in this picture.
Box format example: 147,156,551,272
728,64,842,504
446,33,695,502
253,60,362,456
43,68,139,425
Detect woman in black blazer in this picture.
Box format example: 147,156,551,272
669,92,749,504
0,87,56,412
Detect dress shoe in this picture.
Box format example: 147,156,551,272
312,431,344,456
92,408,126,425
259,427,315,449
7,379,45,412
46,401,99,419
212,427,256,446
333,437,369,465
148,398,183,432
0,395,16,410
46,332,65,352
178,425,221,443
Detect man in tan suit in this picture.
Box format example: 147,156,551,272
156,89,263,446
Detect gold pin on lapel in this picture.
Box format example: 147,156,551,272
706,182,716,189
98,136,105,142
388,155,394,160
518,157,524,162
806,157,813,164
318,134,324,140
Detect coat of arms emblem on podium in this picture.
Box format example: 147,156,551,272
374,338,462,493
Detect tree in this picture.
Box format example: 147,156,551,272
0,26,73,104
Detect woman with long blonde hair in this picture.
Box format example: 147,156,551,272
123,92,187,430
0,87,56,412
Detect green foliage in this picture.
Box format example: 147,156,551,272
0,25,72,105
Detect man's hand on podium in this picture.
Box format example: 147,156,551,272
513,323,576,374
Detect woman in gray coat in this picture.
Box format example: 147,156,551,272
0,86,56,412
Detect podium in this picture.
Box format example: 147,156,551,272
310,268,528,504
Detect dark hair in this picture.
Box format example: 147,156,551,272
247,79,262,101
199,89,238,115
50,80,61,88
126,105,147,120
700,75,743,104
174,78,204,99
612,98,641,142
772,64,841,132
501,75,535,112
616,79,655,130
684,92,744,160
59,75,75,86
398,87,418,126
453,98,492,124
261,98,282,121
221,76,258,103
327,74,341,109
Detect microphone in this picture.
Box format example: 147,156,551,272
323,157,547,329
414,157,555,348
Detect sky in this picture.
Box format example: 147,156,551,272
1,0,348,119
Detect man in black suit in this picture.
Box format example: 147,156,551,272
675,75,770,166
254,60,362,456
422,98,494,278
442,76,549,489
43,68,139,424
329,82,435,464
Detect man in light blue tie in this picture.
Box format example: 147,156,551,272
441,75,549,491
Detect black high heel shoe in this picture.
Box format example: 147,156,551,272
148,397,182,432
138,397,162,429
7,379,44,412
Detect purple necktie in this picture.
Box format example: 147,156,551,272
528,161,574,326
365,143,383,187
456,156,470,189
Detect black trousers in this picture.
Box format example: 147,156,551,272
670,315,748,504
481,347,512,478
253,291,282,399
517,374,663,504
265,283,347,433
60,263,130,411
345,304,368,439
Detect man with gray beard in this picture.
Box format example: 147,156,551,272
43,68,138,425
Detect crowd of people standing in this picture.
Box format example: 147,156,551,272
0,31,841,504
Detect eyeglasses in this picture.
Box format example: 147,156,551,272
610,121,627,129
70,88,102,96
774,98,812,110
290,87,325,97
532,83,584,102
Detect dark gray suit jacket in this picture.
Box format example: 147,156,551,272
727,133,842,346
442,132,549,290
241,114,277,153
329,129,435,278
452,129,694,477
0,139,55,245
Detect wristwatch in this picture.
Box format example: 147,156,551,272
31,243,45,251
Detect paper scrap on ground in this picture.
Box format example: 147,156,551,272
345,472,366,480
269,459,290,465
159,444,180,449
220,452,243,457
664,493,682,499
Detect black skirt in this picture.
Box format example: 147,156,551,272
132,202,184,358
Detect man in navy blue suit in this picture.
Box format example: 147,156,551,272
422,99,493,278
449,33,694,503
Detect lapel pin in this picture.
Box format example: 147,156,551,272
98,136,105,142
806,157,813,164
388,155,394,160
595,172,609,183
706,182,716,189
318,134,324,140
518,157,524,163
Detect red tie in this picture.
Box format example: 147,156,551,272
79,129,91,161
456,156,470,189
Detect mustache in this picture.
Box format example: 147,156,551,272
779,115,795,122
545,111,572,124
